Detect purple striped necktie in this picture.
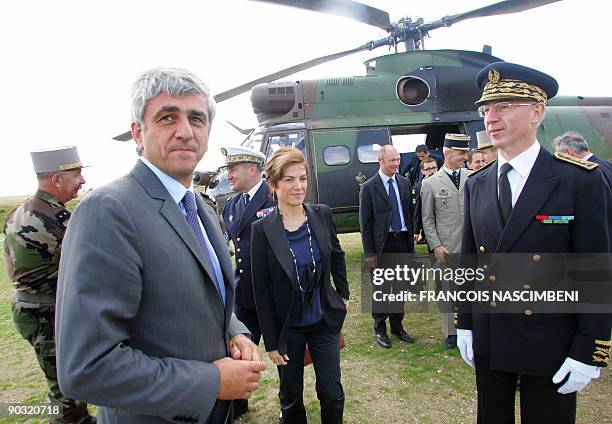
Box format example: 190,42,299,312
181,191,226,304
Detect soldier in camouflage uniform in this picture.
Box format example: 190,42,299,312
3,146,95,424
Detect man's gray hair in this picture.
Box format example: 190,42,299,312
552,131,590,153
130,67,216,126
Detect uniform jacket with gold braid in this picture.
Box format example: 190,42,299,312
222,182,275,309
457,147,612,376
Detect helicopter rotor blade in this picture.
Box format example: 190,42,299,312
214,39,387,103
250,0,391,30
423,0,562,32
113,131,133,141
113,39,388,140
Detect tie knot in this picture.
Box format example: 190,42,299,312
243,193,250,204
388,178,394,186
500,162,513,176
452,170,457,177
181,191,197,212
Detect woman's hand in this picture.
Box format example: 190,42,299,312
268,350,289,366
342,298,349,311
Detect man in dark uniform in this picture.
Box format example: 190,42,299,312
221,146,275,418
4,146,95,423
457,62,611,424
359,144,415,349
552,131,612,188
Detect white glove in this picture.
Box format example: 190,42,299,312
456,329,474,368
552,357,601,394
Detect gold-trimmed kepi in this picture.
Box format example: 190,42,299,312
476,130,493,150
30,146,86,174
444,133,470,151
475,61,559,105
221,146,266,167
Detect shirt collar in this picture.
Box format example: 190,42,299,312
583,152,593,161
139,157,193,205
497,141,541,179
378,170,396,184
246,179,263,200
442,165,459,175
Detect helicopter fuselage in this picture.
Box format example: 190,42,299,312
207,49,612,233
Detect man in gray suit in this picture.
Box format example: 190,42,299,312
56,68,265,424
420,134,472,349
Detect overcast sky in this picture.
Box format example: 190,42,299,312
1,0,609,196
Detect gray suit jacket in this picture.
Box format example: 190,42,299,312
56,161,249,424
420,168,472,254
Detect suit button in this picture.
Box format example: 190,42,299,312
532,254,541,262
524,309,533,316
523,284,531,289
237,248,241,253
238,258,242,263
239,269,244,274
489,275,496,282
236,237,241,242
490,301,497,308
479,246,485,253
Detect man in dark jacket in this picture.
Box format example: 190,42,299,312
458,61,611,424
221,146,275,418
552,131,612,188
359,145,415,349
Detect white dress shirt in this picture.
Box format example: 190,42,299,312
378,170,408,232
245,179,263,202
139,157,225,288
497,141,540,207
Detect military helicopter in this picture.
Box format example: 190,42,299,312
114,0,612,233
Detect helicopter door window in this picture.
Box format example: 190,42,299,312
267,131,306,156
323,145,350,166
357,144,382,163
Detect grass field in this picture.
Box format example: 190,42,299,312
0,227,610,423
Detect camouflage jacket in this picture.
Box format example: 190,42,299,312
3,190,71,295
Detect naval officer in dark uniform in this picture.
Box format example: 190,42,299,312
221,146,275,418
456,62,612,424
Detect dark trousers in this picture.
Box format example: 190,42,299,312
278,322,344,424
233,305,262,417
372,232,413,335
475,356,576,424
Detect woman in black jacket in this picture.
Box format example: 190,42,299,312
251,147,350,424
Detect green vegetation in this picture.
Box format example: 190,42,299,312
0,233,609,423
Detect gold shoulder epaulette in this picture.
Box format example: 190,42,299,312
554,152,599,170
468,159,496,177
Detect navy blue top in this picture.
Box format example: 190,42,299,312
285,220,323,327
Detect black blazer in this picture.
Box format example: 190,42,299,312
222,182,276,308
589,154,612,188
458,148,612,375
359,173,414,257
251,203,350,356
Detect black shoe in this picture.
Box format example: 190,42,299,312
442,335,457,349
392,330,416,344
375,333,392,348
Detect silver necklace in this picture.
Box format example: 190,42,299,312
287,216,317,293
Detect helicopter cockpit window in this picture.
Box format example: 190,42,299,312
323,145,350,166
267,131,306,156
242,132,264,153
357,144,382,164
